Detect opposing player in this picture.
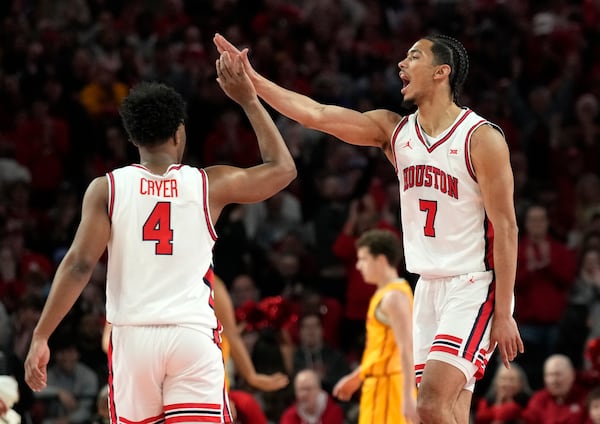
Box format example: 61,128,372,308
333,229,418,423
214,33,523,423
24,51,296,424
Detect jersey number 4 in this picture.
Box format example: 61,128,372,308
419,199,437,237
142,202,174,255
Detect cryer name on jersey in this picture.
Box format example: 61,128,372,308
140,178,179,197
402,165,458,199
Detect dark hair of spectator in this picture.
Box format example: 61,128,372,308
299,312,324,327
119,82,186,147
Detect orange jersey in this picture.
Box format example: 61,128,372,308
358,279,414,424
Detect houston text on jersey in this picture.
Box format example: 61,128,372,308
402,165,458,199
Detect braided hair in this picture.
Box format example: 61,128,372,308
423,34,469,105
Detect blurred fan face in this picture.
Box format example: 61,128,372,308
495,367,522,399
299,316,323,349
294,373,320,412
590,398,600,423
525,206,548,238
543,357,574,398
56,345,79,373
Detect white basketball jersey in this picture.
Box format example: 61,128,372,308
391,108,499,278
105,164,218,330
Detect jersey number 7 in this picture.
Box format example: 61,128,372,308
142,202,174,255
419,199,437,237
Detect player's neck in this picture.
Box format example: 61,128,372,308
417,99,462,138
377,269,400,288
139,151,179,175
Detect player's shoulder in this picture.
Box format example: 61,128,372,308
465,108,504,139
381,283,411,305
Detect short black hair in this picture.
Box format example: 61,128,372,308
119,82,186,147
356,229,403,267
423,34,469,105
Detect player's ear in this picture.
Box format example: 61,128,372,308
434,64,451,80
173,122,185,146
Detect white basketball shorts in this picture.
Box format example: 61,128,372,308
413,271,501,392
107,324,232,423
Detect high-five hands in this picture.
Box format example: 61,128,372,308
215,51,256,106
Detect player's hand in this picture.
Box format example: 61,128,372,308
247,372,289,392
214,33,242,56
332,374,361,402
24,336,50,392
216,51,257,106
488,315,524,369
403,395,420,424
213,34,257,82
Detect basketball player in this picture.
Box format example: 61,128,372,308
24,51,296,424
333,229,418,423
214,33,523,423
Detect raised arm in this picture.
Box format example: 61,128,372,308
213,276,289,392
470,124,523,368
213,34,400,149
207,51,297,219
25,177,111,391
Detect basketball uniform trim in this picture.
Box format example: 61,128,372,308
163,403,223,423
463,119,487,182
483,217,494,270
390,116,409,173
107,172,115,219
221,386,233,423
463,279,495,363
415,109,472,153
414,363,425,385
120,414,164,424
198,169,217,241
430,334,462,356
107,333,118,424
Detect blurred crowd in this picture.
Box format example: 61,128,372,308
0,0,600,423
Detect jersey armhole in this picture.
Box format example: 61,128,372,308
198,168,218,241
107,172,115,220
389,116,409,173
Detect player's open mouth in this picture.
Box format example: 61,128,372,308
400,74,410,94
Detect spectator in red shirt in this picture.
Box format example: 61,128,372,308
280,369,344,424
332,194,401,357
523,354,589,424
228,390,268,424
515,204,577,389
475,363,532,424
202,108,261,168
